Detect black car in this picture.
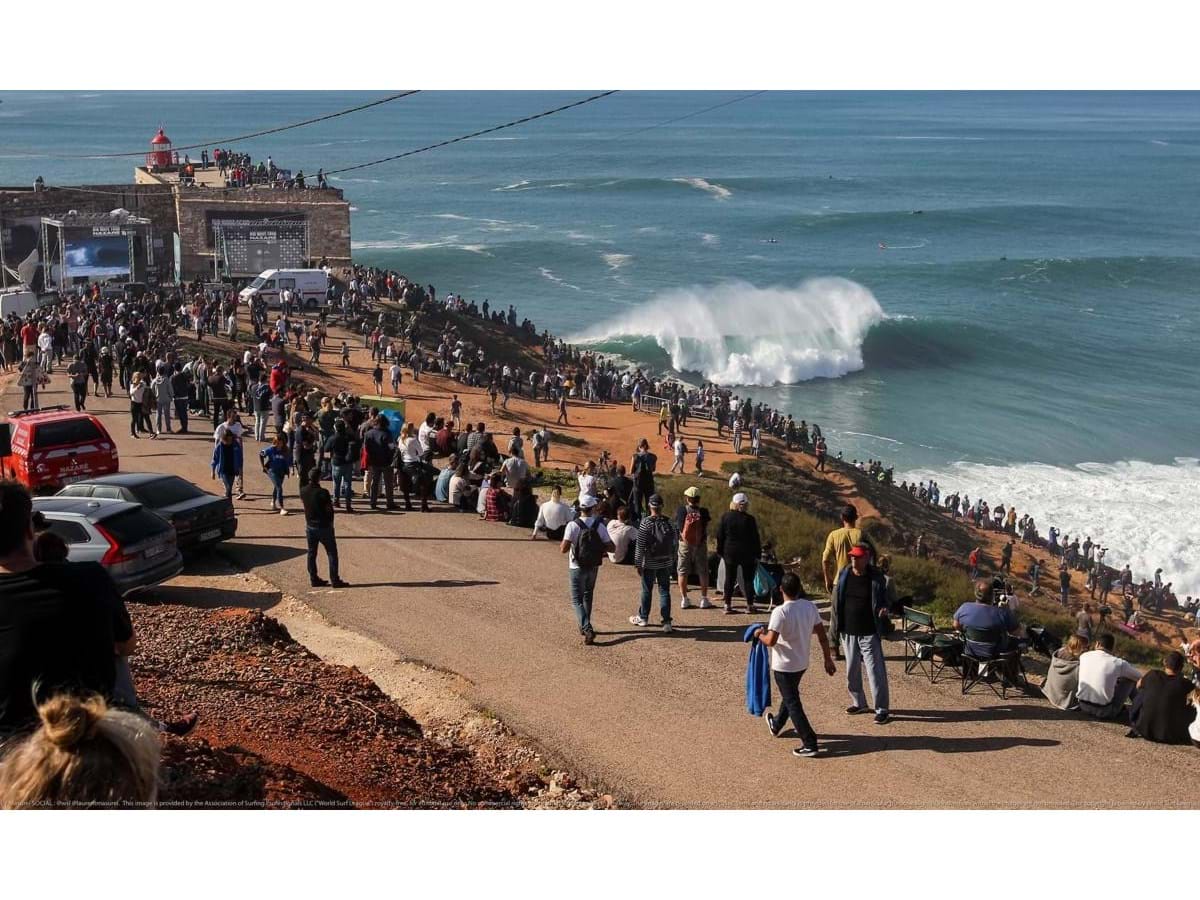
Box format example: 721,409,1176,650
57,473,237,549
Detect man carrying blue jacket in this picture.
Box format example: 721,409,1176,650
831,543,891,724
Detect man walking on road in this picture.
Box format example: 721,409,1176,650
560,494,614,645
674,486,712,609
831,543,891,725
630,494,677,632
300,468,349,589
758,573,837,757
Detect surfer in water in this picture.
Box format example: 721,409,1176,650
878,241,888,250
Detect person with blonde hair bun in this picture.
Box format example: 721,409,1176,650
0,693,160,809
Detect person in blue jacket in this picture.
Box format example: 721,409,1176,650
260,434,293,514
211,429,242,501
831,543,892,724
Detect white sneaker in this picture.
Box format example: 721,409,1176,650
680,597,693,610
628,615,648,627
279,508,289,516
662,622,673,633
698,597,714,609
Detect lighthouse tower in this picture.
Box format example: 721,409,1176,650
147,127,174,171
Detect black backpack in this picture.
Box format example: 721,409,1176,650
575,519,605,569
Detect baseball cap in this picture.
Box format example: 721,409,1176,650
849,542,871,558
683,486,701,499
732,492,749,507
648,493,664,508
578,493,599,509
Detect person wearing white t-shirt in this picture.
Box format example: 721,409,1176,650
560,494,614,645
1077,633,1142,720
531,485,574,540
728,471,742,490
756,573,837,757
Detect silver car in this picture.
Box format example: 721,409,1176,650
32,497,184,596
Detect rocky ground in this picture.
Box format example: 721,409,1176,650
130,586,610,809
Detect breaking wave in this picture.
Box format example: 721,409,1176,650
672,177,733,200
571,278,884,385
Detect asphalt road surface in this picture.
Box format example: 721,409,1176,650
14,380,1198,808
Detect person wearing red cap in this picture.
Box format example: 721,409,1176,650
830,542,891,724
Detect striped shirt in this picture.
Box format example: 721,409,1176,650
635,515,678,570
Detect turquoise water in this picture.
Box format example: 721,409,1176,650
2,91,1198,588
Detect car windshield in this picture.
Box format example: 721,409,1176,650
33,418,103,448
99,508,171,544
249,276,267,289
132,477,204,507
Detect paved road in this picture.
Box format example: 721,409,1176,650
15,379,1198,808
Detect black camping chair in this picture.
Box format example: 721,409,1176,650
961,626,1024,699
902,607,961,684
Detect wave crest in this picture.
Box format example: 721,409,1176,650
571,278,884,385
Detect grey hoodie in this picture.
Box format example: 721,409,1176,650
1042,649,1081,710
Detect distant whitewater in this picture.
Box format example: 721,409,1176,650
904,458,1200,596
571,278,885,386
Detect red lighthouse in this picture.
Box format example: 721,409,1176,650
147,127,174,170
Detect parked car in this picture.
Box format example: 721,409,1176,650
56,473,237,549
32,497,183,596
0,406,119,493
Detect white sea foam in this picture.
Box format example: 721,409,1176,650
570,278,885,386
902,458,1200,595
351,239,489,254
602,253,633,270
538,267,582,291
673,177,733,200
700,232,721,246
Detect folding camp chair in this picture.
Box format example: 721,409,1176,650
960,626,1022,699
902,607,961,684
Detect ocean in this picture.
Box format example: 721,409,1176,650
2,90,1198,592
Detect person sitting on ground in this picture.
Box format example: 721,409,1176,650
530,485,574,541
483,473,511,522
953,579,1021,660
1128,651,1193,744
435,453,458,503
1042,634,1089,711
501,448,530,496
1077,632,1142,721
0,693,160,809
606,503,636,565
448,462,477,512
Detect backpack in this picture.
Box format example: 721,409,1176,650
574,519,605,569
681,508,705,546
645,517,675,559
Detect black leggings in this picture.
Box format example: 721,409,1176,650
723,555,758,607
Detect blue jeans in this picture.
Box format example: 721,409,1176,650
569,566,599,633
268,470,285,507
841,633,889,714
638,565,673,624
332,463,353,508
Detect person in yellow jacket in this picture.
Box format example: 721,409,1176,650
822,504,877,657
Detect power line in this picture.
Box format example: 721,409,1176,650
323,90,618,176
531,90,767,168
84,90,422,158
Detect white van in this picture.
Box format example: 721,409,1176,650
0,289,41,319
239,269,329,311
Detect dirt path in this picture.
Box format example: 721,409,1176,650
13,362,1198,808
